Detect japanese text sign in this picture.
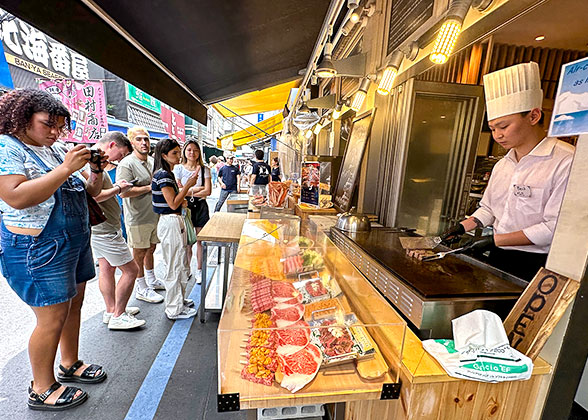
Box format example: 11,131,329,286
39,80,108,144
549,56,588,137
160,104,185,143
0,12,89,79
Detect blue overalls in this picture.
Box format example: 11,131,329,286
0,140,95,307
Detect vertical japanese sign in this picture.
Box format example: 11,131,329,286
39,80,108,143
300,161,320,207
160,104,185,143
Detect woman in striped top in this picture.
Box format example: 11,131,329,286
151,139,198,320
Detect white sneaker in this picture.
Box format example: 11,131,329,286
195,270,202,285
184,298,194,307
108,312,146,330
136,287,164,303
167,307,197,320
102,306,140,324
148,278,166,290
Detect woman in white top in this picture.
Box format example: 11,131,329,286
173,140,211,283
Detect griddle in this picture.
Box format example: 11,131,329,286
330,227,526,338
338,229,524,298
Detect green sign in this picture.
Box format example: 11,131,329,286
126,83,161,113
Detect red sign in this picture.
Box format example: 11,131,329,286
39,80,108,143
160,104,185,143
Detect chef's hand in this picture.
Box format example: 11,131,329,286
463,235,495,252
440,223,466,244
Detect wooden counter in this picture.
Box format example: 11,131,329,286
217,220,551,419
197,212,247,243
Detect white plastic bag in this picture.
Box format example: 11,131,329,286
422,310,533,383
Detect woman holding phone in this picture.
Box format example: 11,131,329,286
151,138,198,319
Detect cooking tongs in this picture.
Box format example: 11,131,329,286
421,243,472,262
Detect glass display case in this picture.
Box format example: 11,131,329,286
217,219,407,410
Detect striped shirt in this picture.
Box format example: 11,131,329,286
151,169,181,214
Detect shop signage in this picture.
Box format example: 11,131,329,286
549,56,588,137
301,161,320,207
39,80,108,144
126,83,162,114
0,13,89,79
503,268,579,360
160,103,185,143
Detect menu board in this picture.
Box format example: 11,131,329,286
387,0,434,55
301,161,320,207
333,110,375,211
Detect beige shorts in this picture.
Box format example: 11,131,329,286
125,223,159,249
91,230,134,267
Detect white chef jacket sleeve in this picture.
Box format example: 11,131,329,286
471,172,497,227
522,155,573,246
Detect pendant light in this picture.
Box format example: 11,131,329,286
430,0,494,65
316,41,337,78
377,50,404,95
350,78,371,112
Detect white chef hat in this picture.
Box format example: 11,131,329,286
483,62,543,121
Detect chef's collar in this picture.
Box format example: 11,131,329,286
505,137,556,162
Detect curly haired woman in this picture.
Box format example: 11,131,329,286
0,89,107,411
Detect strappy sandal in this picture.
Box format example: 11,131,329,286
28,381,88,411
57,360,107,384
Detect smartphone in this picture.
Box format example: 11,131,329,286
129,178,139,185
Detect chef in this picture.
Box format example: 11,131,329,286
442,62,575,281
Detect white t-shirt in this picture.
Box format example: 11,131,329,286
173,164,211,188
0,136,85,230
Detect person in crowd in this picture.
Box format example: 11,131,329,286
174,140,211,284
92,132,146,330
151,138,198,320
117,127,164,304
271,156,281,182
209,155,218,187
214,155,240,212
214,156,225,188
0,89,106,410
250,149,271,186
441,62,575,281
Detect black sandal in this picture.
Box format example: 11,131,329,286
57,360,107,384
28,381,88,411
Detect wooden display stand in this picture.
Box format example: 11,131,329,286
217,221,552,419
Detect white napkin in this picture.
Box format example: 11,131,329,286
452,310,508,351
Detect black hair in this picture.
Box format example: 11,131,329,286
255,149,264,160
153,138,180,176
98,131,132,152
0,88,71,136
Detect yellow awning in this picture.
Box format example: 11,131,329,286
217,113,283,150
212,80,300,117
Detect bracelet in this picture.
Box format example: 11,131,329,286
91,168,103,174
116,185,122,194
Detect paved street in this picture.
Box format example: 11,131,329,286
0,188,249,419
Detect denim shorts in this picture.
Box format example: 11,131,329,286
0,228,95,307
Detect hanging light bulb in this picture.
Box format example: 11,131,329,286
430,18,462,64
350,78,371,112
316,42,337,78
350,12,360,23
313,119,324,135
429,0,493,65
377,50,404,95
305,129,314,139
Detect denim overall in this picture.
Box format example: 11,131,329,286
0,139,95,307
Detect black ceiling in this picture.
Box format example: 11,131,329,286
0,0,330,124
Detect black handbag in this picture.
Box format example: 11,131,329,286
86,191,106,226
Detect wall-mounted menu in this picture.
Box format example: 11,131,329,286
333,110,375,212
387,0,434,55
301,162,320,207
